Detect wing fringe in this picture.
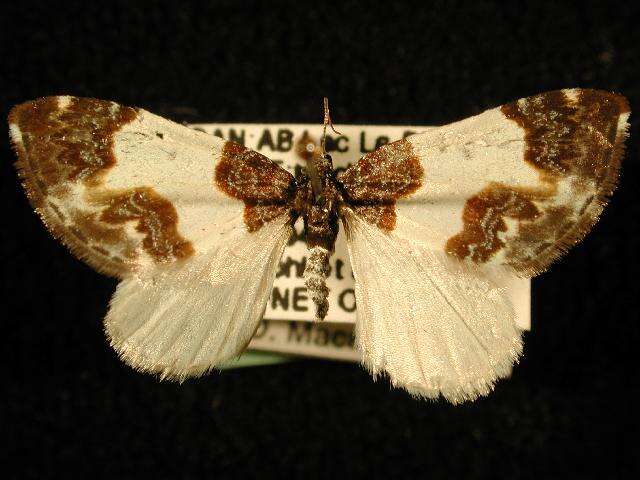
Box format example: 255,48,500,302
509,90,630,277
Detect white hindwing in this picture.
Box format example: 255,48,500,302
342,208,522,403
106,215,292,379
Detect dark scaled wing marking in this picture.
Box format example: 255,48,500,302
338,139,424,230
215,141,296,232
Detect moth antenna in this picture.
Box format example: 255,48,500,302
321,97,342,155
307,98,342,200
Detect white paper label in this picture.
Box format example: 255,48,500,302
249,319,361,362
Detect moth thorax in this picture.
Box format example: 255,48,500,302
304,246,330,321
306,153,334,200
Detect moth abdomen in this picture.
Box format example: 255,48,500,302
303,245,331,321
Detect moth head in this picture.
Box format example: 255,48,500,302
320,152,334,171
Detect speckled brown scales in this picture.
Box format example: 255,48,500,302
215,142,297,232
339,139,424,230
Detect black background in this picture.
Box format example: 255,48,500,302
2,1,638,478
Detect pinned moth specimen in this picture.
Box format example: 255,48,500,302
9,90,629,403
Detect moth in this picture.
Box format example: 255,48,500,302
9,90,629,403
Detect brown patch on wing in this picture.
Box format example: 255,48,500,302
70,209,132,247
507,206,574,259
9,96,195,277
216,141,296,231
445,184,541,263
244,204,292,233
351,204,397,231
96,188,195,262
447,89,629,275
339,139,423,231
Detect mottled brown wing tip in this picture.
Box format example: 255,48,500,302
9,98,60,209
10,98,117,277
9,102,41,226
518,89,630,276
604,90,631,115
451,89,630,277
7,96,142,278
582,89,630,201
9,97,47,127
534,89,630,277
10,98,111,275
9,99,40,158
